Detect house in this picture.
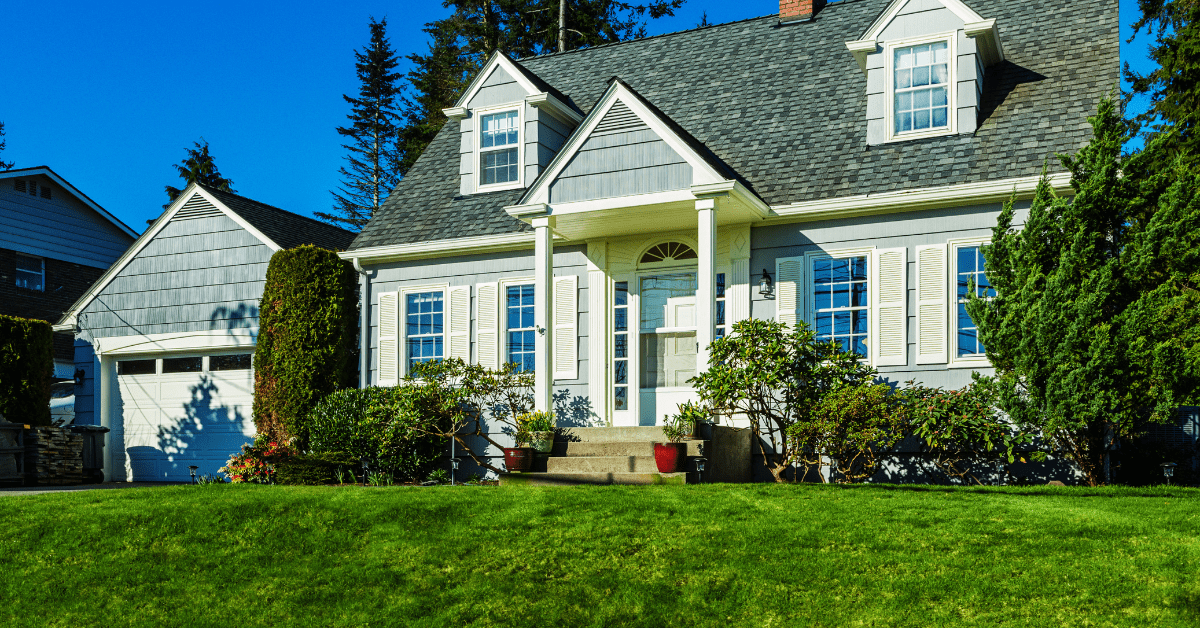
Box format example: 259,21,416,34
339,0,1118,479
55,184,355,481
0,167,137,384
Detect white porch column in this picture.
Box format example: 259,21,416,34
533,216,555,412
696,198,716,372
586,240,608,424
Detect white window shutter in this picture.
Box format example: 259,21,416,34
378,292,398,386
448,286,471,362
916,244,948,364
872,247,907,367
476,282,499,370
775,257,803,329
553,274,578,381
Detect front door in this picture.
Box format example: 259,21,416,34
638,272,699,425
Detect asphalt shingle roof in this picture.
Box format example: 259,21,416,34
200,185,358,251
351,0,1118,250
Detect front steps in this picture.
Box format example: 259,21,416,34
499,426,702,486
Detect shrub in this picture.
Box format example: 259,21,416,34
793,383,905,483
220,436,294,483
276,451,359,485
253,245,357,447
0,314,53,426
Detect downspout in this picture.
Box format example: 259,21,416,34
353,257,369,389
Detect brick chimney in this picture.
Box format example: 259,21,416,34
780,0,825,22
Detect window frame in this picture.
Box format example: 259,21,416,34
948,237,993,368
802,246,877,363
500,278,536,372
397,284,449,377
473,104,525,193
14,254,45,292
884,32,958,143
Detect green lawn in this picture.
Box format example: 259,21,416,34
2,483,1198,627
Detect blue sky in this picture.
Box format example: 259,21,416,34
1,0,1156,233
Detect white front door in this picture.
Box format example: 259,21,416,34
638,272,699,425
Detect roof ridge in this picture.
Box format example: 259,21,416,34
517,13,778,63
198,184,355,235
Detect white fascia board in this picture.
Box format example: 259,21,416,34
95,328,257,356
191,186,282,252
526,92,583,125
859,0,984,41
691,180,771,219
766,173,1071,224
0,167,138,238
442,106,468,120
340,231,565,265
846,40,878,73
964,19,1005,65
55,184,204,329
452,52,541,109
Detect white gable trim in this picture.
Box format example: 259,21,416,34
53,184,282,331
0,167,138,238
518,80,726,207
94,328,256,356
848,0,1001,72
448,52,541,111
859,0,983,41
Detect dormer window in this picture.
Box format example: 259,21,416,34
478,108,522,188
887,36,955,141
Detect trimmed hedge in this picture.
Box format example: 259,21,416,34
308,387,446,482
0,314,53,426
253,245,357,447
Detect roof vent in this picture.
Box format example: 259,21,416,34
40,184,51,200
13,179,25,193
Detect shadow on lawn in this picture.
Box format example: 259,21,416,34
827,483,1198,498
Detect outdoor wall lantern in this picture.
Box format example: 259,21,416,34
758,269,773,297
1161,462,1177,485
694,457,707,483
73,368,85,386
188,465,199,484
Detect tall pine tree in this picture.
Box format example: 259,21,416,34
398,19,475,177
1125,0,1200,166
164,139,235,205
0,121,13,171
320,17,403,231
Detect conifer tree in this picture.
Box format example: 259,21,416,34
320,17,403,231
1126,0,1200,166
398,19,475,177
164,138,235,205
0,121,14,171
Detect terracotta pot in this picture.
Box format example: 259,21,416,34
653,442,687,473
530,431,555,454
503,447,536,472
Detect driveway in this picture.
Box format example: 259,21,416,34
0,482,189,497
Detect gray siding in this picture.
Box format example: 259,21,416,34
466,66,529,109
77,204,270,341
0,174,132,268
549,101,691,203
878,0,963,40
525,105,574,183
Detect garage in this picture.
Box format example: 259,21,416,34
114,352,255,481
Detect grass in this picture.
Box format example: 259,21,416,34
2,483,1198,627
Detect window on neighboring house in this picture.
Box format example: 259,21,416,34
613,281,629,412
956,245,995,358
406,291,444,369
715,273,727,339
479,110,520,187
893,41,950,136
505,284,535,372
15,254,44,291
813,255,869,357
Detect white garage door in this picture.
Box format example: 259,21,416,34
115,352,256,481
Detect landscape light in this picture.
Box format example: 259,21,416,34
1161,462,1177,485
695,457,707,483
188,465,199,484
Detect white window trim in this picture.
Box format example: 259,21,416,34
803,246,877,363
499,276,536,371
611,273,635,422
948,237,992,368
398,283,450,377
473,103,525,194
884,32,958,144
15,254,45,292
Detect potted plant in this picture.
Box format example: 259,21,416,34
676,400,712,439
654,412,692,473
517,410,556,454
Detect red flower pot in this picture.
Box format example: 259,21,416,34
653,442,687,473
503,447,536,472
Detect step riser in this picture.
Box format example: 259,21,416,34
552,441,707,457
500,472,688,486
546,456,660,473
557,427,668,443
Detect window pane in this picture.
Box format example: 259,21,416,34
813,258,832,284
854,336,869,358
716,273,726,298
914,109,930,130
832,282,850,309
851,257,867,281
851,282,868,308
211,354,252,371
831,259,849,283
853,310,869,334
715,300,726,327
163,356,203,373
615,281,628,306
117,359,156,375
615,334,628,359
958,327,979,357
614,386,627,410
816,312,832,337
932,64,949,85
480,147,519,185
913,89,930,110
640,331,697,388
932,107,948,128
834,311,852,336
957,302,974,330
615,308,627,332
615,360,627,385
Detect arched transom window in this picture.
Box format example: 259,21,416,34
639,241,697,264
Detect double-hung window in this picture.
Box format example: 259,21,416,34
479,110,520,187
406,291,444,369
813,255,869,358
955,245,994,358
892,40,951,137
505,284,535,372
15,254,44,292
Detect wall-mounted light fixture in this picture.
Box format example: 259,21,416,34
74,368,85,386
758,269,774,297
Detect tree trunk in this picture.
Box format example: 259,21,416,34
558,0,566,53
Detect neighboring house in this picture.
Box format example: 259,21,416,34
340,0,1119,478
0,167,137,383
55,184,355,481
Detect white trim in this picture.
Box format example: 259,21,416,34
0,167,138,238
473,103,526,194
964,19,1005,65
526,92,584,125
94,329,256,356
339,232,552,265
55,184,282,329
804,246,877,363
499,276,536,370
858,0,984,42
397,283,451,378
884,32,958,143
947,236,993,368
451,53,542,110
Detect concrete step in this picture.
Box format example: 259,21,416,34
551,440,707,458
546,455,661,473
499,471,688,486
557,426,669,443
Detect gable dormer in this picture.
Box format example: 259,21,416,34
845,0,1004,145
442,53,582,197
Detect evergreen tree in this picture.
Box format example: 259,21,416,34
1125,0,1200,165
0,121,13,171
398,18,475,177
164,138,235,206
320,17,403,231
